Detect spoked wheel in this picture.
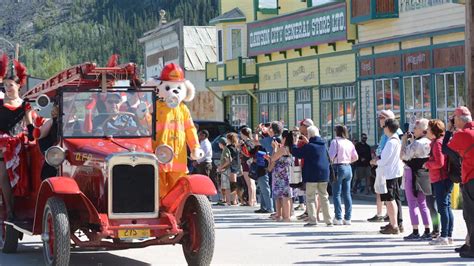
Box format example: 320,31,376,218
42,197,70,266
1,222,19,253
181,195,215,266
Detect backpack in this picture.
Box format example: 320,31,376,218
448,143,474,183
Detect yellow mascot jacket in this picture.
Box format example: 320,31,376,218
153,101,200,173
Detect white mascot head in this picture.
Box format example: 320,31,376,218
145,63,195,108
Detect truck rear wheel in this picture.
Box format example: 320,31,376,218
181,195,215,266
42,197,70,266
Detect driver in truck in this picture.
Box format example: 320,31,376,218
92,93,138,136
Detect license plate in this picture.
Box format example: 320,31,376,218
118,229,150,239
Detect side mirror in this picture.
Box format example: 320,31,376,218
35,94,53,118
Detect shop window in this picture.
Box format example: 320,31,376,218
259,91,288,125
375,78,401,139
435,72,466,125
217,30,223,63
228,28,242,60
296,89,312,125
403,75,431,124
320,85,358,141
230,95,250,127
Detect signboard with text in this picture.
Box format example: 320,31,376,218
247,3,347,56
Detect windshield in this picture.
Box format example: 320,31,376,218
62,90,154,138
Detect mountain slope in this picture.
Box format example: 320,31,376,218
0,0,218,78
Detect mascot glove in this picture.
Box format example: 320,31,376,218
190,147,205,161
85,95,97,110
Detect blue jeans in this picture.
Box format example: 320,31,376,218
332,164,353,221
258,175,274,212
433,179,454,238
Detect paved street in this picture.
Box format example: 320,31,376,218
0,200,471,265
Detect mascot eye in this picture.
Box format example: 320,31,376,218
166,86,171,91
177,86,182,90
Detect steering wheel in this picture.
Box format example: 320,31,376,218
101,112,139,135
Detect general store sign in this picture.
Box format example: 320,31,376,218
248,3,347,56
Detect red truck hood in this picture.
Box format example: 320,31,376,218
64,138,154,164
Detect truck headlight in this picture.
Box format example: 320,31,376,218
155,145,174,164
45,146,66,167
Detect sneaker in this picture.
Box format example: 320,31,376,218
304,222,317,227
343,220,351,225
380,225,400,235
384,215,389,222
420,232,433,241
367,215,385,223
430,231,440,239
333,218,343,225
326,222,333,227
429,237,450,246
455,244,470,253
380,223,390,230
448,237,454,245
399,224,404,233
254,209,266,213
294,204,305,211
214,201,225,206
297,213,308,220
403,233,421,241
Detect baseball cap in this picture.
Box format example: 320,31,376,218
218,137,227,145
454,106,471,117
378,110,395,119
300,118,314,127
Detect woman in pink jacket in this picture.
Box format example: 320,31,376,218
424,119,453,246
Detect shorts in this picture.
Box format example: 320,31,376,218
380,178,400,202
220,169,231,190
230,164,241,174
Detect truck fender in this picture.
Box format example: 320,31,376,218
32,177,100,234
161,174,216,215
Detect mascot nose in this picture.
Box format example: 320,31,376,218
173,90,179,94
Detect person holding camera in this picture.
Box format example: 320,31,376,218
400,118,432,241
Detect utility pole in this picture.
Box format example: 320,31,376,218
467,0,474,111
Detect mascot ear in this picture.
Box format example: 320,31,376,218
183,80,195,102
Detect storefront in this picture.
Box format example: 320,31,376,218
247,1,358,139
357,32,466,143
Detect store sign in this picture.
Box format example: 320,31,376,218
259,64,287,90
403,51,430,71
359,59,373,77
288,60,318,87
248,3,347,56
320,54,355,85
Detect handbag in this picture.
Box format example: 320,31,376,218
326,143,337,182
374,166,388,194
289,157,302,188
248,162,259,181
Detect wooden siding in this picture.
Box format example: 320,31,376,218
288,59,319,88
312,89,320,128
351,0,371,18
374,43,399,54
374,55,401,75
288,90,296,127
360,47,373,56
280,0,307,15
401,38,431,49
403,50,431,71
433,45,465,68
358,3,465,43
433,32,465,44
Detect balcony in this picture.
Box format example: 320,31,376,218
206,57,257,87
351,0,399,24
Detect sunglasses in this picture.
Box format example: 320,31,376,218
106,99,121,104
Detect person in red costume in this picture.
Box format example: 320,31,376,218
0,55,34,221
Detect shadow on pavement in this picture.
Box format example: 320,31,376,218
70,251,150,266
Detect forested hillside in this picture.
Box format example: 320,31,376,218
0,0,218,78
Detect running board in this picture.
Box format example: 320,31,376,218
4,221,34,236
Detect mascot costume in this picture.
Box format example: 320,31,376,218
147,63,204,197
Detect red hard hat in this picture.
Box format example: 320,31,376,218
159,63,185,82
